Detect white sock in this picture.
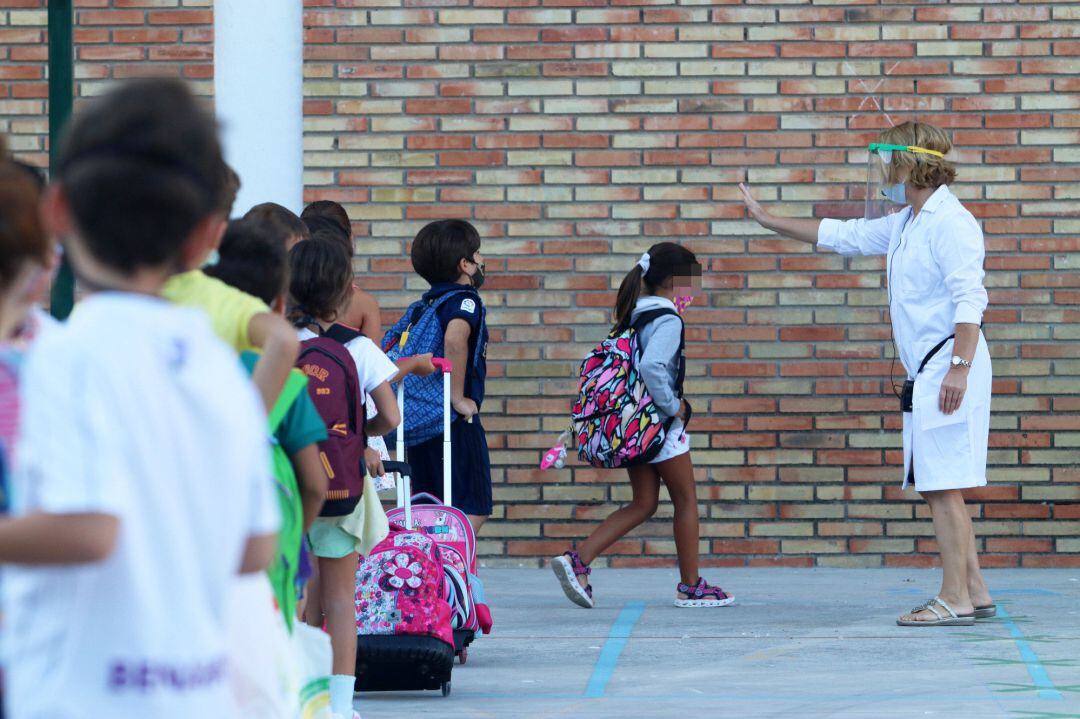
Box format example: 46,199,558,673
329,674,355,717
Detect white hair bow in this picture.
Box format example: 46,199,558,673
637,252,651,274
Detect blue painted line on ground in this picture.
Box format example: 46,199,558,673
998,604,1062,701
995,589,1061,597
583,600,646,698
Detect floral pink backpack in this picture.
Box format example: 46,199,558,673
386,493,493,663
571,308,688,468
355,525,453,648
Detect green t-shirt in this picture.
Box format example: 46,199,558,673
240,352,327,630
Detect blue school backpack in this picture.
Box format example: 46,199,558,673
382,288,485,447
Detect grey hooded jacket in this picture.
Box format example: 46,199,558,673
629,295,683,419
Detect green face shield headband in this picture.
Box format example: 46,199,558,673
865,143,947,219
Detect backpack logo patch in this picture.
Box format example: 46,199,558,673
302,364,329,383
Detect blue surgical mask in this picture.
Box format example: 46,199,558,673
881,183,907,205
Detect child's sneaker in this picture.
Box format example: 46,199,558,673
675,578,734,608
551,551,594,608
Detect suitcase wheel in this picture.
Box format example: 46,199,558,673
441,681,452,697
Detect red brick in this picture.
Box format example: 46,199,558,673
79,10,144,25
712,540,780,555
147,10,212,25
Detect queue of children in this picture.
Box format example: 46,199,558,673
0,77,725,717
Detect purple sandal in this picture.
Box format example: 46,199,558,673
675,578,734,608
551,551,594,608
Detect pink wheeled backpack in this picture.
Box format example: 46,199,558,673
386,358,493,664
354,521,455,696
386,493,493,664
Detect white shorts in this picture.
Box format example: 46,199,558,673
650,419,690,464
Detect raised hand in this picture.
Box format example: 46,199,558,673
737,182,821,244
738,182,770,226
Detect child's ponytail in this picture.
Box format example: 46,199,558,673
611,243,701,333
612,262,646,333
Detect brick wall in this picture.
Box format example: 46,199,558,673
0,1,212,166
3,1,1078,568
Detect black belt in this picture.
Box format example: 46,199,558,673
900,334,955,413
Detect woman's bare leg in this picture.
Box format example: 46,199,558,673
900,489,976,622
966,521,993,607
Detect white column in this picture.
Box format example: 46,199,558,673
213,0,303,217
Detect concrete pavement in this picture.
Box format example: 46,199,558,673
357,567,1080,718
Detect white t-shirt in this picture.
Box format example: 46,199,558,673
4,293,279,719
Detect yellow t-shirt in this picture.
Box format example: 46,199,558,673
162,270,269,352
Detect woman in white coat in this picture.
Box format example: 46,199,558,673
739,121,994,627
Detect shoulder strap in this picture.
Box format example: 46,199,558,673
268,369,309,434
430,287,479,311
322,322,363,345
401,288,480,352
630,307,681,335
631,307,687,396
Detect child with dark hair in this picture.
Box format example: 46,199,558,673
0,157,58,347
161,166,300,412
0,151,54,719
206,217,291,312
205,218,329,628
0,78,279,718
289,238,400,719
301,200,351,239
0,159,53,508
299,201,383,339
244,202,309,250
299,203,438,399
551,242,735,611
300,214,348,245
399,219,493,531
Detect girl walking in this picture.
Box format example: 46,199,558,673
551,242,734,609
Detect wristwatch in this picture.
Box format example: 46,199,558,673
951,356,972,368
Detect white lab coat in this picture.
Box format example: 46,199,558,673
818,185,992,492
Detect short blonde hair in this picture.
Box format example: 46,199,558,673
878,121,956,189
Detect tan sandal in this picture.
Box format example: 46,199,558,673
896,596,975,627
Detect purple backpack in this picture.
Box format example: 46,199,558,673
297,324,367,516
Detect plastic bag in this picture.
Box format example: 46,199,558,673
227,574,295,718
226,575,334,718
291,623,333,719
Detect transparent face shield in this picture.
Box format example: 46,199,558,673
865,144,903,220
864,142,946,220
